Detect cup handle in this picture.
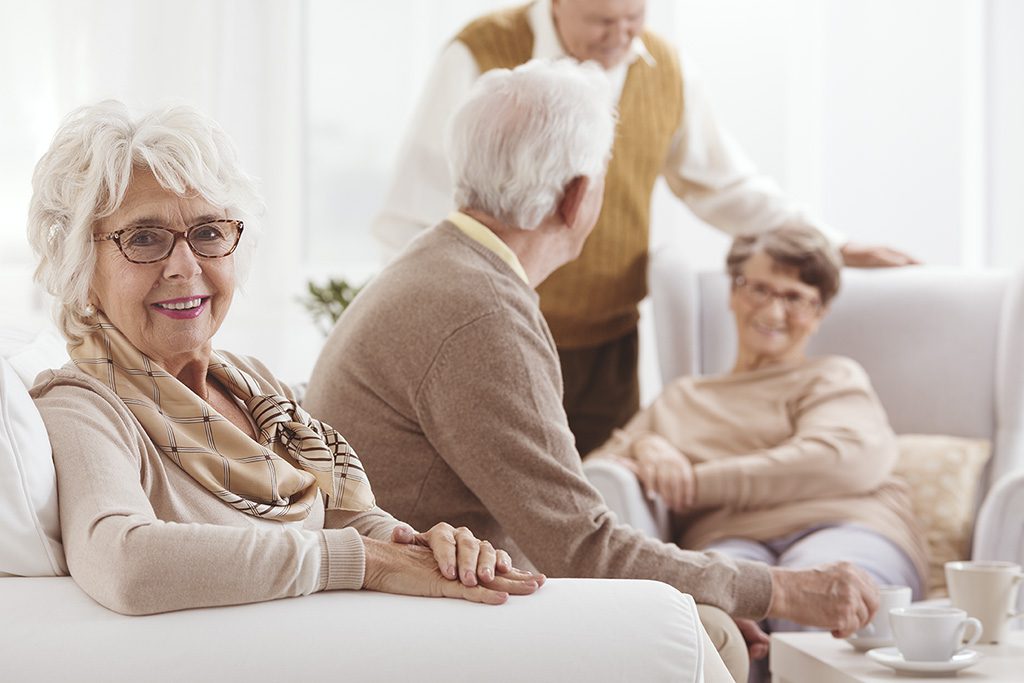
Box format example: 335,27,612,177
1011,573,1024,620
961,617,983,649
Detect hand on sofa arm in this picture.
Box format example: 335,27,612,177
767,561,880,637
390,522,545,588
626,434,696,513
363,525,544,605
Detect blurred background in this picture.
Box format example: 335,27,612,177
2,0,1022,388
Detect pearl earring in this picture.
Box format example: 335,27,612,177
83,303,96,317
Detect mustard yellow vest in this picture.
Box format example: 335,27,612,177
456,4,683,348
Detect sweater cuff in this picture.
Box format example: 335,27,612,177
731,559,774,620
318,528,366,592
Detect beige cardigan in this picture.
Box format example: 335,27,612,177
31,352,403,615
588,356,928,584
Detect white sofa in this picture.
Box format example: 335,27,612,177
0,325,719,682
584,249,1024,613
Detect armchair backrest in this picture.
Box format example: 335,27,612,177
649,248,1024,495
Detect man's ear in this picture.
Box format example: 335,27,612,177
557,175,590,228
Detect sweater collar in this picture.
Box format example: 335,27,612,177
447,211,530,285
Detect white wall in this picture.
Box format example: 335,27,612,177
1,0,1021,388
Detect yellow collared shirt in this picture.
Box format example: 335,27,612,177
447,211,530,285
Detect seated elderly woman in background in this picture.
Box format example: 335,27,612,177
26,101,542,615
589,226,927,631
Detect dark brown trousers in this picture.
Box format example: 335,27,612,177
557,329,641,457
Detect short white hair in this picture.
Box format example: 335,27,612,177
446,58,616,230
27,101,264,344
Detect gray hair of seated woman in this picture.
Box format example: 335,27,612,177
445,58,616,231
727,225,843,306
27,101,264,344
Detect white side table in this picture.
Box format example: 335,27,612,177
771,630,1024,682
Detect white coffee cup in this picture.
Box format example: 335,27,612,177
854,584,912,642
889,606,982,662
946,560,1024,644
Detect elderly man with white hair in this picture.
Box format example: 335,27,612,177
306,58,880,682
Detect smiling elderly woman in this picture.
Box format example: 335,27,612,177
589,226,928,629
26,101,542,615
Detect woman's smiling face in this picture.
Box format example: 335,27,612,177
730,251,825,368
89,169,235,368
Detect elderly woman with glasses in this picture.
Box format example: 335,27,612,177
26,101,542,615
589,226,927,635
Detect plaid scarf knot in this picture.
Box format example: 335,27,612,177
71,316,375,521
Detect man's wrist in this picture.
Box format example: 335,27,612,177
766,567,788,620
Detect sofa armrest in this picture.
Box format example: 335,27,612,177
1,577,714,682
583,458,672,541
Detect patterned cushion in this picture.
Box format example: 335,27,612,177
892,434,991,597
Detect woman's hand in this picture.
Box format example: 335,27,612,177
627,434,696,512
363,534,543,605
734,618,770,660
390,522,545,588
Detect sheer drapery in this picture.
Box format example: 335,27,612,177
0,0,310,378
1,0,1021,383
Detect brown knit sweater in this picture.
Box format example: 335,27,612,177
31,353,403,615
588,357,928,585
304,222,774,619
457,4,684,348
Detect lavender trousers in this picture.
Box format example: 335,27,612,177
705,524,924,634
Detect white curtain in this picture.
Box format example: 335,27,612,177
0,0,311,379
2,0,1020,383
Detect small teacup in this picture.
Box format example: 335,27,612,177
889,606,982,662
946,560,1024,644
853,584,912,643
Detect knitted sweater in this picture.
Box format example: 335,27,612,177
304,222,774,619
588,357,928,584
31,352,402,615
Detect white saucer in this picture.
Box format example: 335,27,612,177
867,647,982,674
845,635,894,652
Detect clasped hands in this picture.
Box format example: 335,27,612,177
362,522,545,605
613,433,696,513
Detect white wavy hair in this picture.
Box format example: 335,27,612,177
446,58,616,230
27,101,264,344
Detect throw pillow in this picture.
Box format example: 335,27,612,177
893,434,991,598
0,358,66,576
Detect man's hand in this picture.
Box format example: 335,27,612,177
626,434,695,512
840,242,920,268
767,562,880,637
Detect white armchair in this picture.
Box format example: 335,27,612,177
0,325,719,682
584,248,1024,610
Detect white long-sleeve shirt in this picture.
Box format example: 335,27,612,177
372,0,841,260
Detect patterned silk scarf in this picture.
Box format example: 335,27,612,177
71,316,375,520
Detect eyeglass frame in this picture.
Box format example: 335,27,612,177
91,219,244,264
732,275,823,318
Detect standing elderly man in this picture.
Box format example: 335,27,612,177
306,59,880,683
372,0,917,455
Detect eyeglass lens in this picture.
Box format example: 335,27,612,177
119,221,240,262
743,281,817,314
